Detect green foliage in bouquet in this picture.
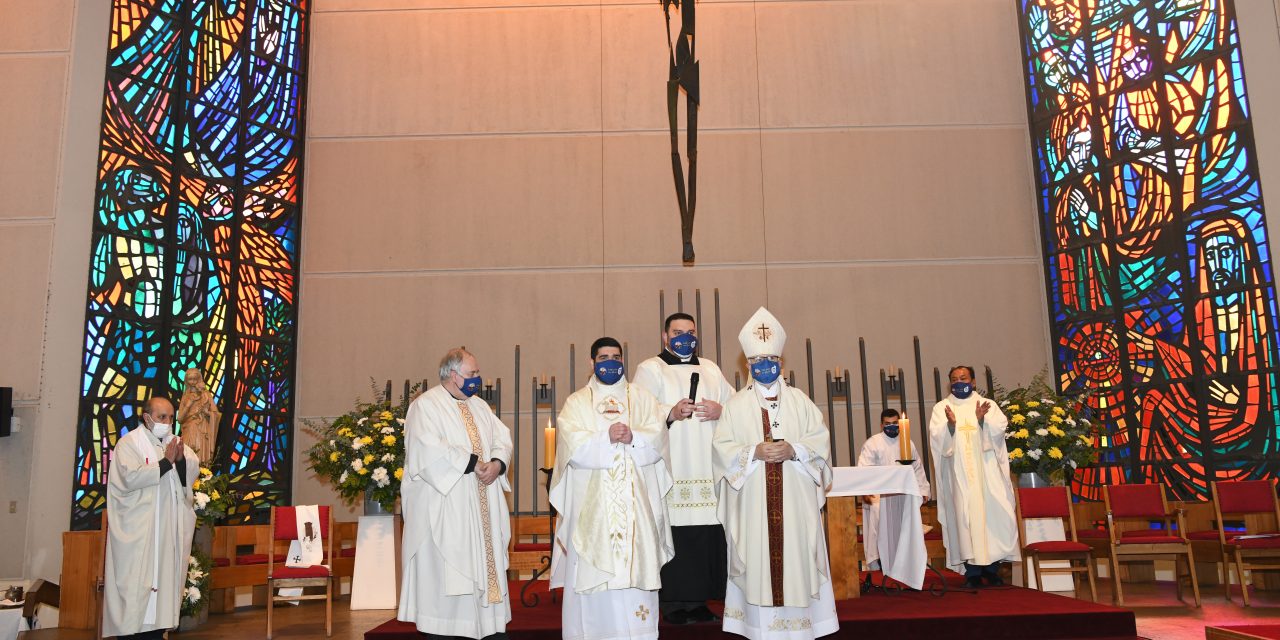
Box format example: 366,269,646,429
306,387,413,512
181,548,212,618
994,370,1100,484
192,467,237,527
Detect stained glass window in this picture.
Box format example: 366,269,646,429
72,0,309,529
1017,0,1279,500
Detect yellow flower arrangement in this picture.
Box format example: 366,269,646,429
997,370,1099,482
305,386,414,513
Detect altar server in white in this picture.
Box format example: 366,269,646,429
857,408,930,575
399,347,514,639
550,337,674,640
633,312,735,625
713,307,838,640
103,396,199,640
928,365,1017,588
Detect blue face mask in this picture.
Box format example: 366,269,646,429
457,374,482,397
883,424,900,438
595,360,625,385
750,359,781,385
669,333,698,358
951,381,974,399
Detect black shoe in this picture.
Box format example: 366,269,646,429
689,605,718,623
965,576,984,589
984,574,1005,587
664,609,692,625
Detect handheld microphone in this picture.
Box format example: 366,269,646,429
688,372,700,402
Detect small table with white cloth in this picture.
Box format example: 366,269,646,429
826,465,934,598
0,604,28,640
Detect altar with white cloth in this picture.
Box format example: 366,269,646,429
825,465,928,599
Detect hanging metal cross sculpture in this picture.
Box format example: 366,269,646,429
663,0,699,264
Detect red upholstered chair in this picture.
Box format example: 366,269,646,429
1213,480,1280,606
267,506,334,639
1104,484,1201,607
1015,486,1097,601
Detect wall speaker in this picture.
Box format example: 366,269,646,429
0,387,12,437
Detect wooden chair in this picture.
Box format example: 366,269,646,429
332,520,359,589
920,502,947,570
1212,479,1280,606
22,579,60,630
1104,484,1201,607
508,514,555,580
1015,486,1097,601
266,506,334,639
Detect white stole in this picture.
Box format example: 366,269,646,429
287,505,323,567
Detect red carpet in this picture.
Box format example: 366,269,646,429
367,574,1137,639
1207,626,1280,640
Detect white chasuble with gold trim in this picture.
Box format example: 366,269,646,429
550,378,674,640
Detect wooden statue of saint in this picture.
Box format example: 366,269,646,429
177,368,221,462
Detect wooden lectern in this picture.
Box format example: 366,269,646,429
825,495,863,599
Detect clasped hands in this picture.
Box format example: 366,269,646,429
754,440,795,463
608,422,634,445
668,398,722,423
163,437,185,464
944,401,991,425
474,460,502,485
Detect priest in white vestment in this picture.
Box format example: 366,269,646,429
103,397,199,640
713,308,838,640
633,312,735,625
928,365,1017,588
857,408,930,576
399,347,514,639
550,337,674,640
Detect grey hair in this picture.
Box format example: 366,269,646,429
438,347,474,381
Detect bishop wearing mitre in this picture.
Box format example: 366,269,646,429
713,308,838,639
549,337,674,640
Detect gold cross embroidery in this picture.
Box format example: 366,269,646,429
635,605,650,621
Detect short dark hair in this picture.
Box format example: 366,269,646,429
664,312,696,332
949,365,976,380
880,408,899,420
590,337,622,360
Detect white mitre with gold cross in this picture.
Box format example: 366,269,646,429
738,306,787,359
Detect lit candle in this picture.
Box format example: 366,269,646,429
899,413,911,461
544,418,556,468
